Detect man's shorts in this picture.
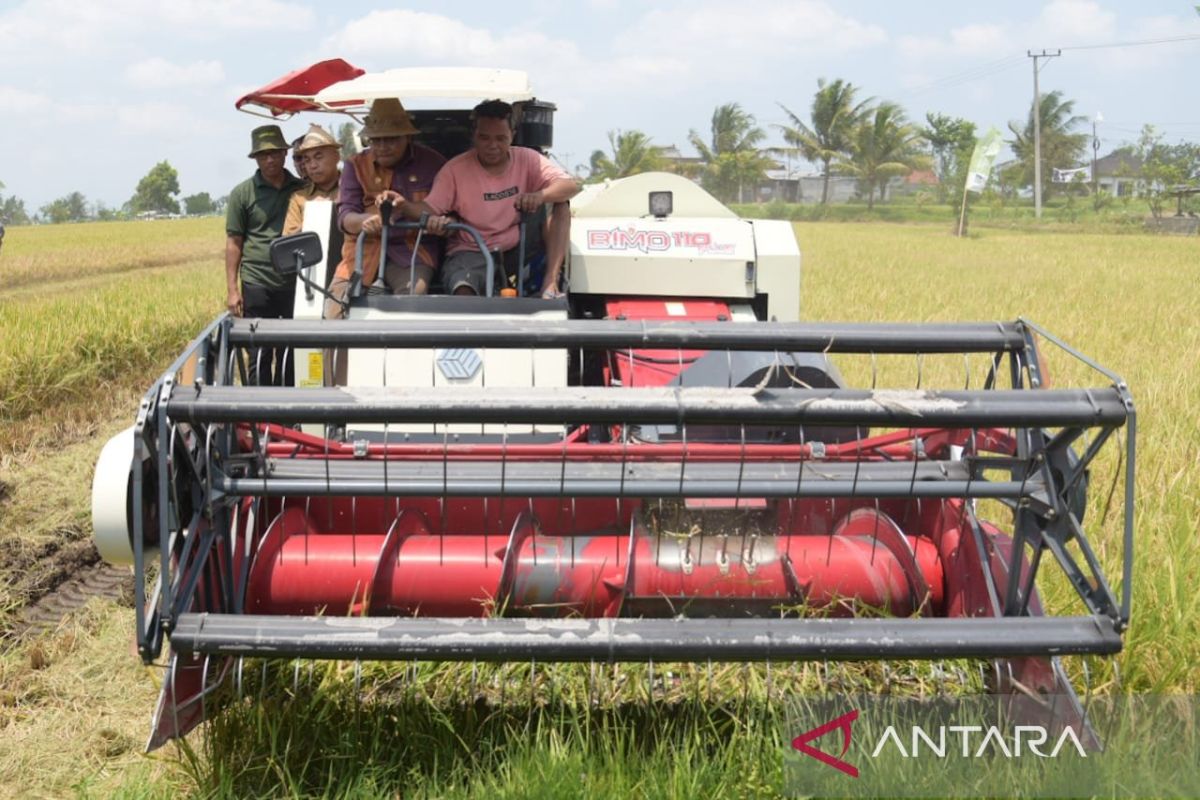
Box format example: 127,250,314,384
441,249,508,296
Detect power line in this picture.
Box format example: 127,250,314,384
1058,33,1200,51
904,55,1026,95
898,32,1199,97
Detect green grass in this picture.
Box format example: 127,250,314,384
0,218,1196,797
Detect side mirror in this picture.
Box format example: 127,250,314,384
270,232,324,277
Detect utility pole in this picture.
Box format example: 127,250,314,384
1027,49,1061,219
1092,111,1103,200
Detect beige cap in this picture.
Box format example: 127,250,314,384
361,98,420,139
295,124,340,153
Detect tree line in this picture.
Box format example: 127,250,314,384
585,78,1200,213
0,123,363,226
5,92,1196,226
0,161,221,226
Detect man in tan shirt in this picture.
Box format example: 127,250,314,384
282,124,342,236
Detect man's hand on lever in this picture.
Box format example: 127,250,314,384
514,190,544,214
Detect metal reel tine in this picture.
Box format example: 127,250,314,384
354,659,363,700
1081,656,1093,711
200,655,211,725
235,656,245,699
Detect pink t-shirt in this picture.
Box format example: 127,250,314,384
424,146,569,255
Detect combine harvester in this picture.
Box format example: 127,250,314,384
91,62,1136,750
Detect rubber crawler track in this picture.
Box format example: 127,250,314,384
12,563,132,638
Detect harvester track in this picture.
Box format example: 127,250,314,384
12,562,132,638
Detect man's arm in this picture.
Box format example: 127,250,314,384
281,194,304,237
336,164,383,236
225,235,244,316
515,176,581,213
341,209,384,236
399,167,456,233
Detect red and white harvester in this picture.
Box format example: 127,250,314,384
91,62,1136,749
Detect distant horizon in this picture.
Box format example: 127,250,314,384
2,0,1198,210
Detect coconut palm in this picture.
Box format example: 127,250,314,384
1008,90,1088,196
588,130,666,181
840,102,930,210
776,78,872,205
688,103,773,202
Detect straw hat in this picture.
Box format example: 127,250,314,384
295,124,339,153
360,98,419,139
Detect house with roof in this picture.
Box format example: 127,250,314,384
1093,151,1145,198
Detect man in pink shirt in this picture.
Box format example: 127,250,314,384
399,99,580,297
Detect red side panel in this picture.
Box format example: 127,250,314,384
235,59,366,116
604,298,732,387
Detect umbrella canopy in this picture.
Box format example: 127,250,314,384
236,58,366,118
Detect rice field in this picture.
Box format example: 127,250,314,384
0,218,1196,797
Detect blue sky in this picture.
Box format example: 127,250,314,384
1,0,1198,210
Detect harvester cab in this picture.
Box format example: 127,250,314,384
91,60,1137,752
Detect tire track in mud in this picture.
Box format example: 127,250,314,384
10,561,133,638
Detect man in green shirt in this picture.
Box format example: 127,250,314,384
225,124,305,386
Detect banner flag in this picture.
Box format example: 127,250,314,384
965,127,1004,194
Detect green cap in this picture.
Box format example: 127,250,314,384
248,124,288,157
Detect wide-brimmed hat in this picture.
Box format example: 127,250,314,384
248,124,289,157
360,98,419,139
295,124,340,153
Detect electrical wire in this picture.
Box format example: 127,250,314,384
898,32,1200,96
1058,33,1200,51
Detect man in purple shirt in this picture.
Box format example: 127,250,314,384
326,98,446,319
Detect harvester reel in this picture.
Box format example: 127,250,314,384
94,315,1134,750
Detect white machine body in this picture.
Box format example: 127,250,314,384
567,172,801,323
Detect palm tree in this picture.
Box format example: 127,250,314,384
1008,90,1088,196
840,102,930,210
688,103,773,202
776,78,872,205
588,130,666,181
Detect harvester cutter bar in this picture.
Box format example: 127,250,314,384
225,457,1048,500
170,385,1128,428
170,613,1122,662
226,318,1028,353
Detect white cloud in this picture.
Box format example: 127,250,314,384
115,102,218,136
0,86,51,113
620,0,887,60
321,10,581,66
899,23,1012,62
320,2,885,112
0,0,312,62
125,58,226,89
1033,0,1116,46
